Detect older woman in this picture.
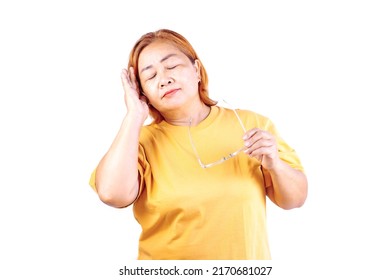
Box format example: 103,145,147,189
89,29,307,260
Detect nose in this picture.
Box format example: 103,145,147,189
159,77,173,88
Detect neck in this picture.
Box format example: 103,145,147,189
162,102,211,126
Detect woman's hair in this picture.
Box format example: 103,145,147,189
128,29,216,124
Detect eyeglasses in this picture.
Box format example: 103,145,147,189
188,100,247,168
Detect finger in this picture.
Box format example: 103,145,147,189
244,137,272,155
129,67,139,91
245,141,274,156
242,128,259,140
244,129,271,148
244,130,276,158
247,136,274,149
122,70,141,100
129,67,135,82
243,127,272,141
122,68,130,82
121,69,133,91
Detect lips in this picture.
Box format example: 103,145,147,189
162,88,179,98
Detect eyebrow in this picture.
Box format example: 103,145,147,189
140,53,177,73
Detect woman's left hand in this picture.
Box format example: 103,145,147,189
243,128,281,170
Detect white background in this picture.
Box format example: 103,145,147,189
1,0,389,279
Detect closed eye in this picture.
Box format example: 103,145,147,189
167,65,178,70
147,73,156,80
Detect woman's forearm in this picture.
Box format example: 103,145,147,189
266,160,308,210
95,114,144,208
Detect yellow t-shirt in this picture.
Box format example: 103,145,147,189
90,106,303,260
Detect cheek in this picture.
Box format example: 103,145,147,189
141,81,157,98
180,70,199,87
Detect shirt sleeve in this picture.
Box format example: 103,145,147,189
88,168,97,192
263,118,304,172
255,114,305,188
136,142,150,202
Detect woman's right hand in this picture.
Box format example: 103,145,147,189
121,68,149,123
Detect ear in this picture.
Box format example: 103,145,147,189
194,59,201,80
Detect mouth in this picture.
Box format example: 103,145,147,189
162,88,179,98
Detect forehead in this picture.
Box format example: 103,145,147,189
138,40,186,67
